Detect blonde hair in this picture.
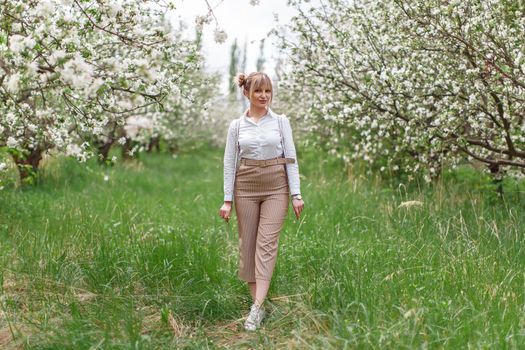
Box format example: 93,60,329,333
234,72,273,103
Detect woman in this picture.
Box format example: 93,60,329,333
218,72,304,331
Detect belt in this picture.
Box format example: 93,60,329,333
240,157,295,166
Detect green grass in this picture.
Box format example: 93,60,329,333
1,146,525,349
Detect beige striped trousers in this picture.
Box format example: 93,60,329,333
234,162,290,283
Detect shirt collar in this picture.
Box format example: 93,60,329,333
241,107,276,119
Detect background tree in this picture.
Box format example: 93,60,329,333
275,0,525,182
228,38,240,97
256,38,266,72
0,0,213,182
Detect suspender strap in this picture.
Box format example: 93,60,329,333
231,117,241,197
277,115,285,158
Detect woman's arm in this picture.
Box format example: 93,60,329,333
281,115,301,197
223,119,238,202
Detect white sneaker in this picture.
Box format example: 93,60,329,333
244,304,265,331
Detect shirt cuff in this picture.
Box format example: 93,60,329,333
224,194,233,201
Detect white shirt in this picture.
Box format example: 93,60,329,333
223,108,301,201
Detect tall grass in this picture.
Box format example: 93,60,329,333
1,146,524,349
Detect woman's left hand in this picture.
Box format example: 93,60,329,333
292,198,304,220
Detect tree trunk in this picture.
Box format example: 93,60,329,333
122,138,133,160
488,163,504,197
97,141,114,164
169,142,179,155
12,148,43,181
147,137,160,153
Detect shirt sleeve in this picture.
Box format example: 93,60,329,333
223,119,237,201
281,115,301,196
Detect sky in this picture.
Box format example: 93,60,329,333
170,0,297,91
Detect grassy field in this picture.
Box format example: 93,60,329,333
1,146,525,349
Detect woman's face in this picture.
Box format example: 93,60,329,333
245,84,272,108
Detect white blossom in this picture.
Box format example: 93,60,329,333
35,0,55,16
213,28,228,44
26,61,39,77
6,136,18,148
59,53,94,89
124,116,153,138
195,15,211,31
66,143,82,157
8,35,25,53
6,73,21,94
108,3,124,17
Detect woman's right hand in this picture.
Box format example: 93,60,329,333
219,201,232,223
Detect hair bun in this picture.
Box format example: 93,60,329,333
235,73,246,88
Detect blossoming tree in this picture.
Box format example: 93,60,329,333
0,0,213,181
276,0,525,181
